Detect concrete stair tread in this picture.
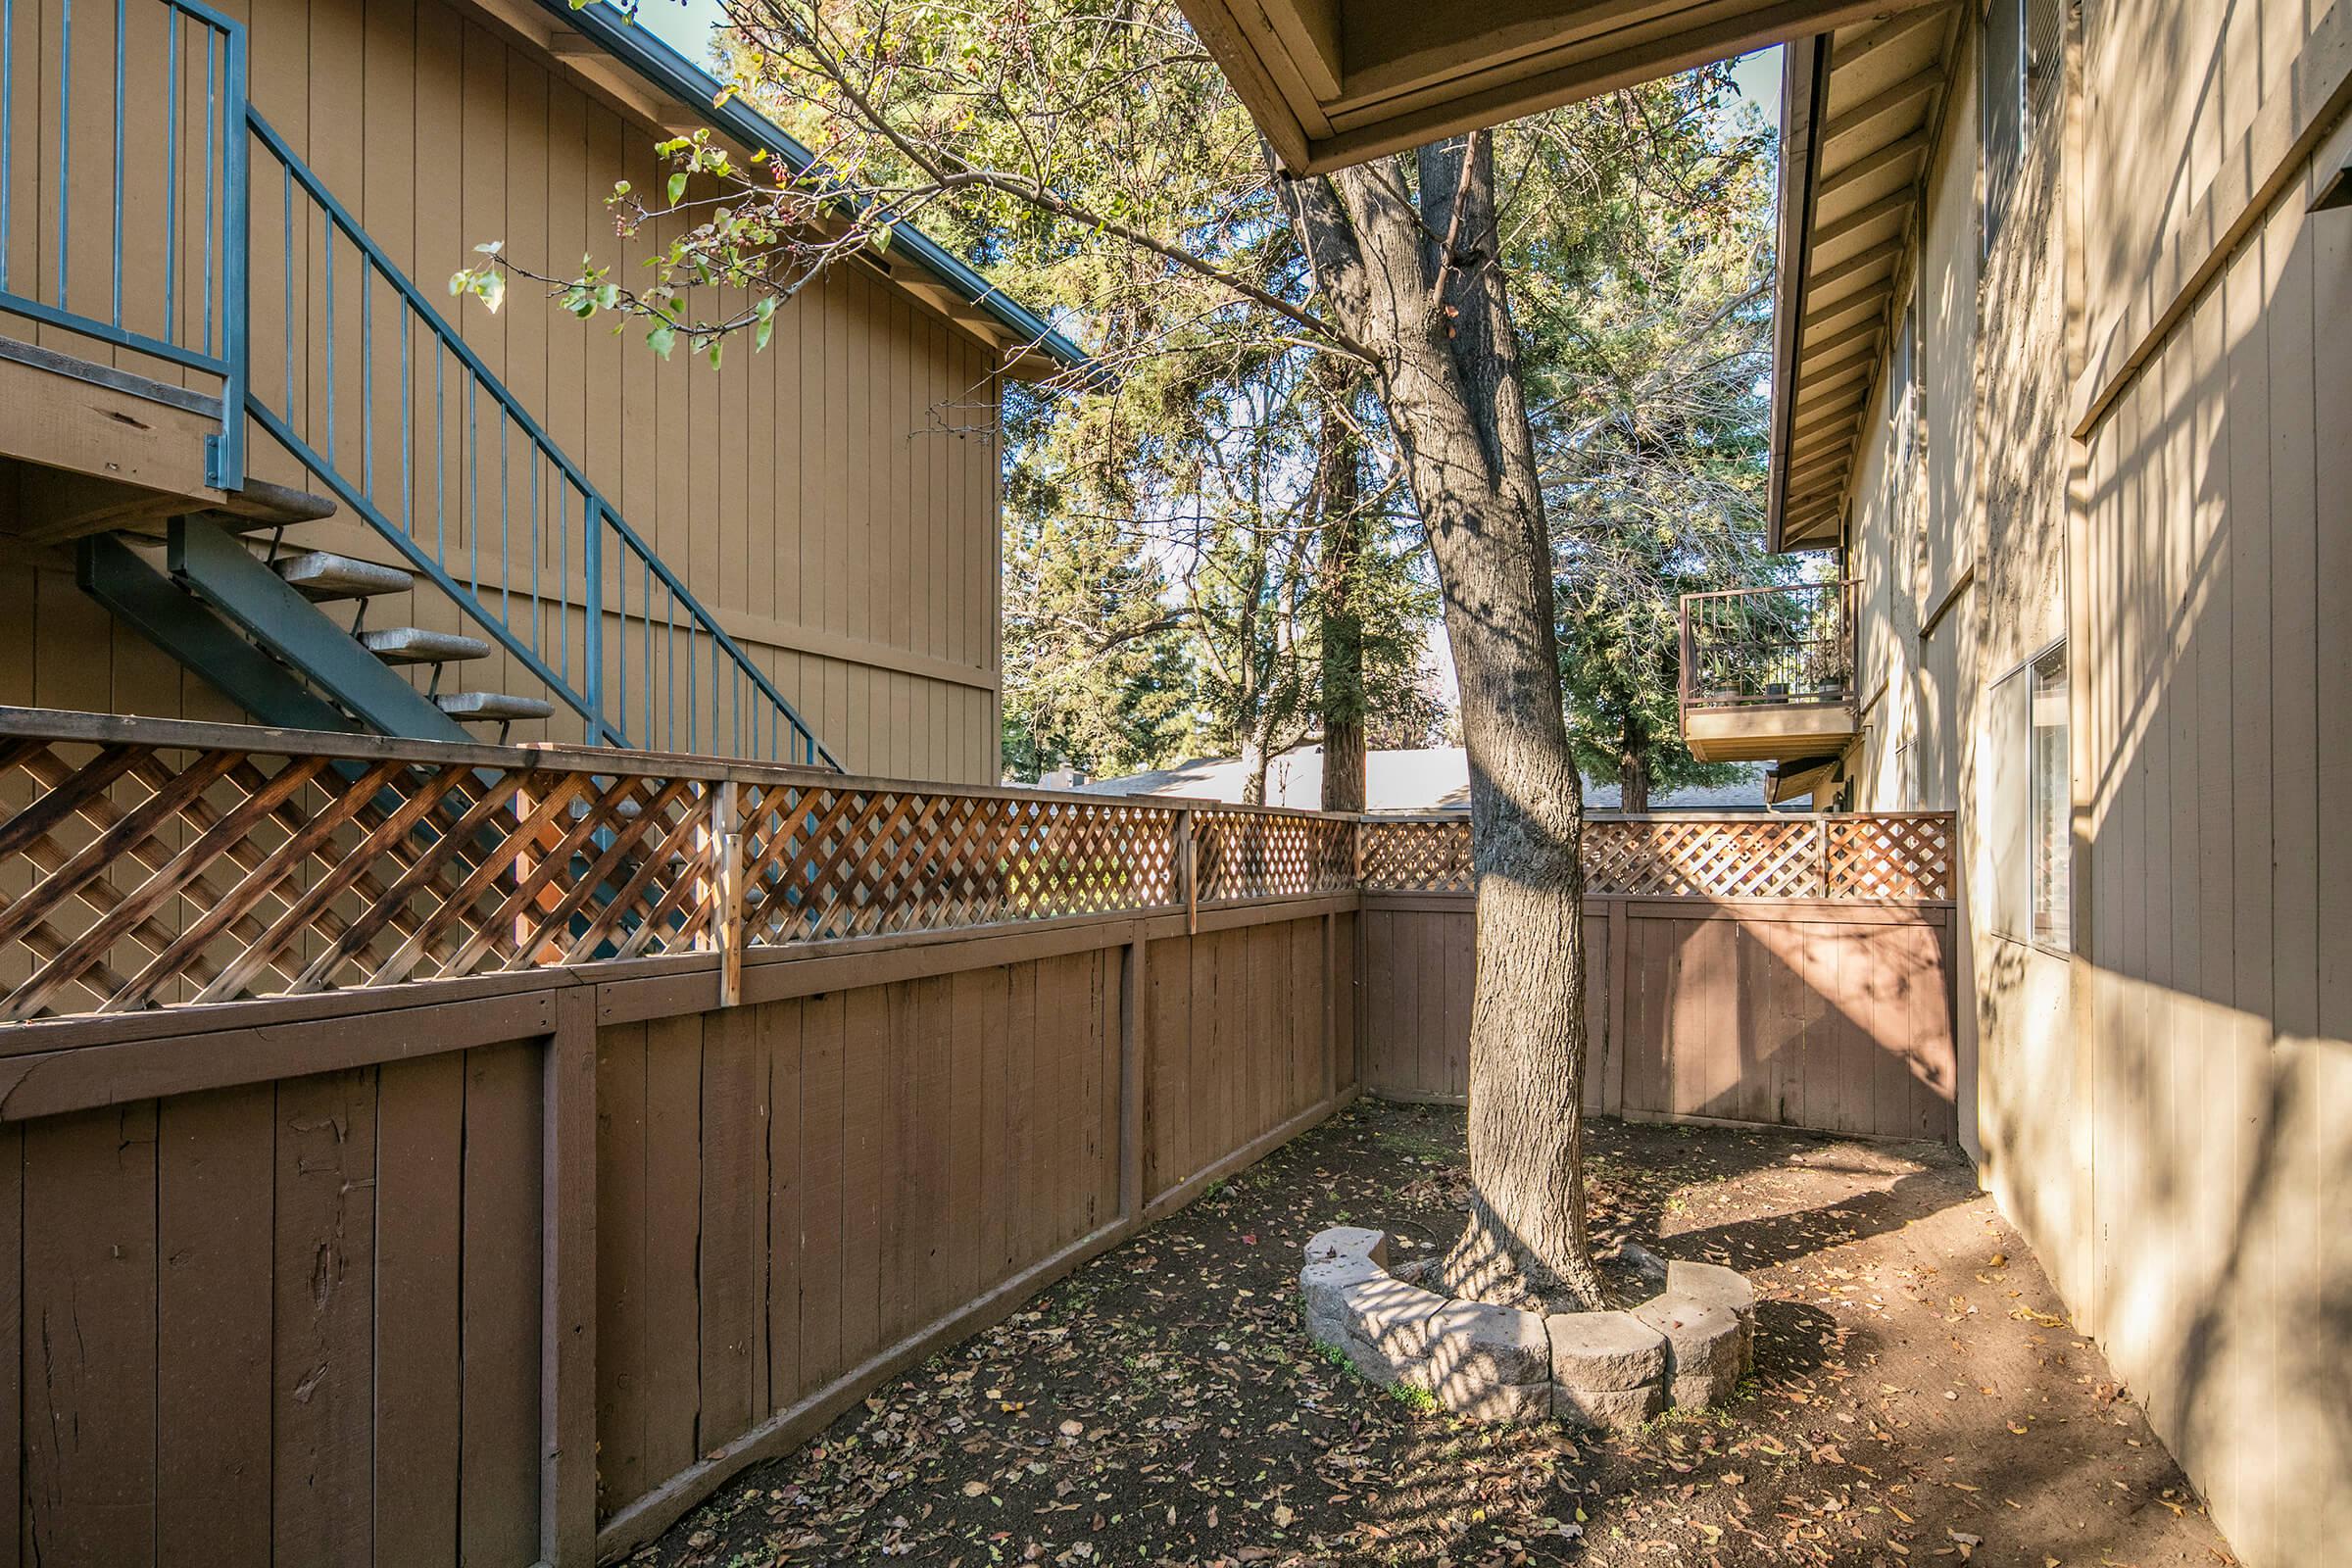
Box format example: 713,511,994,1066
357,626,491,664
274,550,415,601
435,691,555,721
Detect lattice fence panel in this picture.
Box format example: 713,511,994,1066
1361,814,1952,901
0,739,721,1020
1585,818,1826,898
1360,819,1474,893
738,784,1182,944
1194,811,1355,903
1827,815,1952,901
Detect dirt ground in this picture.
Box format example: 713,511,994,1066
637,1100,2235,1568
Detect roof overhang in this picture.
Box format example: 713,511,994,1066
472,0,1088,379
1766,6,1960,551
1174,0,1946,172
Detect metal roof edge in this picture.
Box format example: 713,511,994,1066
533,0,1090,371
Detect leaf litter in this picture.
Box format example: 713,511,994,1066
637,1101,2233,1568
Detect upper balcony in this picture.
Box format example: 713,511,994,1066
1679,579,1859,765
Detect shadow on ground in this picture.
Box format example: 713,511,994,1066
636,1101,2235,1568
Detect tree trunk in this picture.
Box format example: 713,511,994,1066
1316,368,1368,815
1284,135,1607,1310
1239,734,1270,806
1619,748,1650,815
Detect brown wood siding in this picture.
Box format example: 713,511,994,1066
1358,895,1958,1143
0,0,1004,781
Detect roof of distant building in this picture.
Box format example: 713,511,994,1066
1068,746,1769,813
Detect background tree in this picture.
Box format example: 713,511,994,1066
1505,105,1782,810
469,0,1764,1309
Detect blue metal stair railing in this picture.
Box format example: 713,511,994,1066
0,0,247,488
240,110,839,769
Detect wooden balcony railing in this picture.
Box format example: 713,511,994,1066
0,709,1951,1022
1679,579,1858,716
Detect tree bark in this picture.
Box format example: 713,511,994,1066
1619,750,1650,815
1240,734,1270,806
1284,136,1607,1310
1316,367,1368,815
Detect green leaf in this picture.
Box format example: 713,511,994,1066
478,271,505,314
754,317,774,353
706,337,725,370
647,324,676,360
666,172,689,205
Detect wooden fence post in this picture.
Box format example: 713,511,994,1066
1177,809,1198,935
711,783,745,1008
1814,817,1831,897
1119,933,1147,1225
541,984,599,1565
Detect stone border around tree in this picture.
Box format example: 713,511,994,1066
1299,1227,1755,1428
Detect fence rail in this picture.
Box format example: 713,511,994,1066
0,709,1952,1022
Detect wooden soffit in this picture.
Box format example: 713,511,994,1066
1176,0,1946,172
1766,5,1960,552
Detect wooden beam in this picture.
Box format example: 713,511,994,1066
1816,66,1940,152
1817,127,1931,200
0,350,221,520
1810,187,1915,254
1800,279,1893,333
1805,235,1905,299
1279,0,1949,171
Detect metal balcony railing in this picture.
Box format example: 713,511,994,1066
1679,579,1857,715
0,0,249,486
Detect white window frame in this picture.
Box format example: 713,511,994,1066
1984,639,2071,956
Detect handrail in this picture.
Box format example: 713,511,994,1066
0,0,248,486
240,110,838,769
1679,578,1857,715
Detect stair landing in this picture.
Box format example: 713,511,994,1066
0,336,226,545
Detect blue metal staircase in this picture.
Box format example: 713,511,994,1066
2,0,840,769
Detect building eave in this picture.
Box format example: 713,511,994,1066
1765,6,1960,554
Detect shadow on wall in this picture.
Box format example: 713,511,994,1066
1976,55,2352,1562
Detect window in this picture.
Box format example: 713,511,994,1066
2028,645,2069,950
1889,304,1919,471
1984,643,2070,952
1982,0,2065,249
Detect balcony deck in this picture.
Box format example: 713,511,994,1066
1682,693,1860,761
1679,578,1859,766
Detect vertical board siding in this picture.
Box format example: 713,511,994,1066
3,0,1004,783
1359,898,1958,1143
0,900,1359,1562
578,912,1343,1530
2050,153,2351,1568
7,1049,548,1568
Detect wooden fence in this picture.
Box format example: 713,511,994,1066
1359,813,1959,1142
0,710,1952,1567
